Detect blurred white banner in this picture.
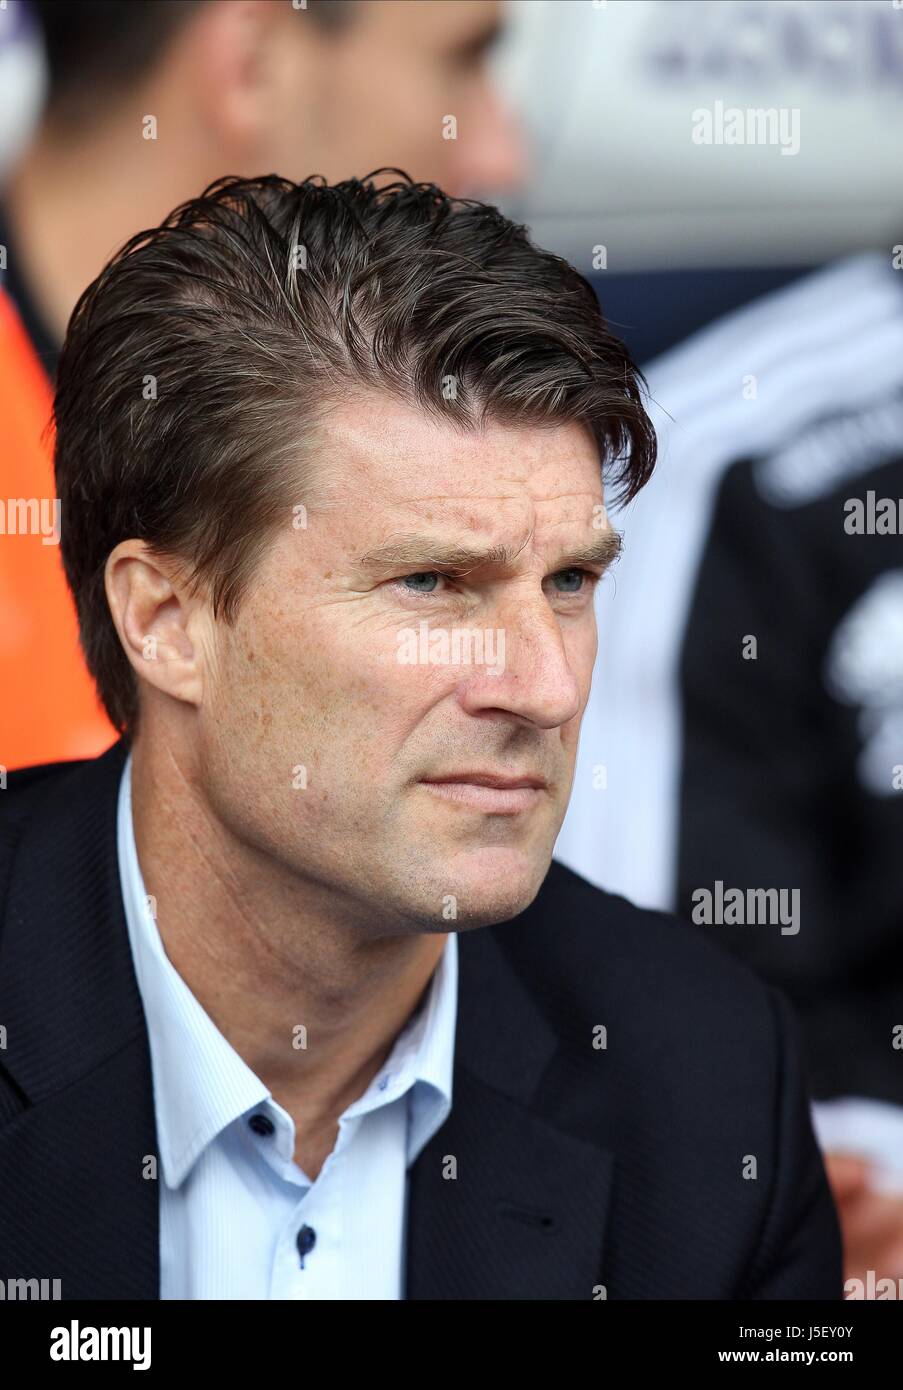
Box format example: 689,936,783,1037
493,0,903,271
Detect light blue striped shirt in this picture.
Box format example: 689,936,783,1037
116,751,458,1299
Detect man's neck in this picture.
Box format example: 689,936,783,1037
128,737,448,1145
4,123,211,347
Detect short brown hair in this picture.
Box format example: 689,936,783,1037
53,171,656,736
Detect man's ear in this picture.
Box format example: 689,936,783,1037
105,540,207,712
180,0,322,155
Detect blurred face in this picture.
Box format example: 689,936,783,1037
269,0,526,196
200,392,613,937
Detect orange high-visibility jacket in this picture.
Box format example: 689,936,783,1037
0,286,115,769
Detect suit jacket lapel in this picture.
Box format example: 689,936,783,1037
0,738,160,1299
405,924,616,1299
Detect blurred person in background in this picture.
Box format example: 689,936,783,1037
515,0,903,1295
560,250,903,1292
0,0,525,769
674,264,903,1291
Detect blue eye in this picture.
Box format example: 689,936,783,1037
400,572,441,594
552,568,588,594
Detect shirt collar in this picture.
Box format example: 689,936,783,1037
117,750,457,1188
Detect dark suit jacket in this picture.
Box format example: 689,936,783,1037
0,738,842,1299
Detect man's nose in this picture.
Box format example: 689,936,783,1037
455,598,584,731
453,84,530,198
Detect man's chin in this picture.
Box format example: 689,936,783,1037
412,842,552,931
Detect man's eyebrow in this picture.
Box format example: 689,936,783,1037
357,529,622,575
557,531,623,571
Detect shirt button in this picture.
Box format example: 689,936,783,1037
297,1225,317,1268
248,1113,274,1136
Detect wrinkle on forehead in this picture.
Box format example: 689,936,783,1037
310,393,603,505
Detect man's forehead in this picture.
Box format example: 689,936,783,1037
313,484,611,572
360,489,604,542
314,393,603,504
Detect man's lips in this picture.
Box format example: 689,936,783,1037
418,771,547,814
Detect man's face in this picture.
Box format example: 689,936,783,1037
200,392,612,939
271,0,526,196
